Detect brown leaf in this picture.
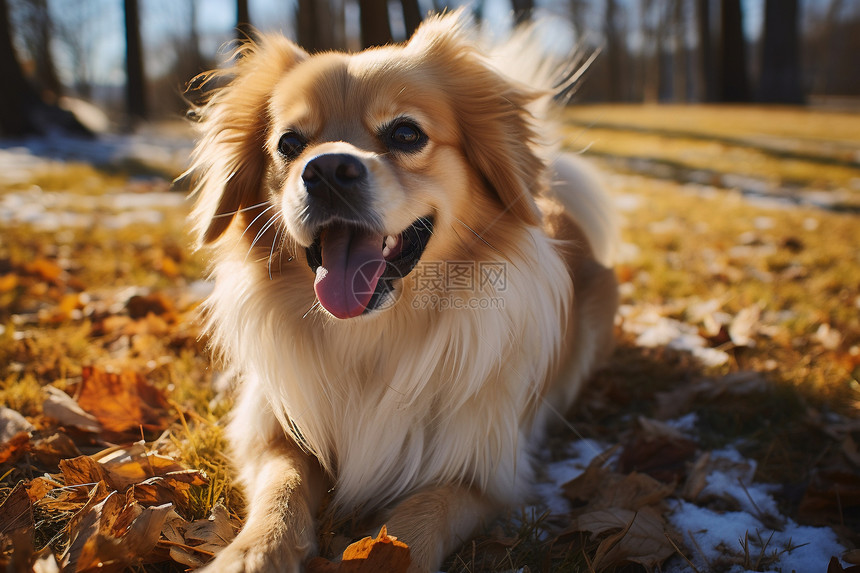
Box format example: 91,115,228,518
0,432,30,465
61,490,172,573
575,507,675,570
126,293,175,320
166,503,236,567
29,431,81,469
91,442,188,490
618,418,697,483
0,407,34,440
76,366,171,436
829,556,860,573
41,386,102,434
130,470,208,510
562,446,620,505
0,482,34,536
60,456,110,488
307,526,412,573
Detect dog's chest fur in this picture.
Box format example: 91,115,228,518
211,227,572,514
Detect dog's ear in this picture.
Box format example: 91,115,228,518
408,11,545,227
185,37,307,246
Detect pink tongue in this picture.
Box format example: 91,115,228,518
313,226,385,319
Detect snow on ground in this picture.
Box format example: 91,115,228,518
0,128,194,230
534,431,848,572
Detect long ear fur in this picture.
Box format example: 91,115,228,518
185,37,307,245
407,11,547,226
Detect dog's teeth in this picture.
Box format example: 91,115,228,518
382,235,398,258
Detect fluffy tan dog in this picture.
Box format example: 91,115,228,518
188,10,618,573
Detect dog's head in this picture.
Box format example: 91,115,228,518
188,11,547,320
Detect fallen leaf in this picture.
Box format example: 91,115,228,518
61,489,172,573
0,407,33,464
91,441,188,490
42,386,102,434
126,293,175,320
0,407,34,440
60,456,110,488
25,258,63,282
0,482,34,536
0,431,29,465
562,446,620,505
829,556,860,573
29,431,81,469
307,525,412,573
130,470,208,509
75,366,171,436
618,418,697,484
166,503,236,567
575,507,675,570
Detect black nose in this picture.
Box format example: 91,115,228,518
301,154,368,205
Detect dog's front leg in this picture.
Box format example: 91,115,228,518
201,438,325,573
384,485,494,573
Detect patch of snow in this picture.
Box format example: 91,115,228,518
664,413,698,436
623,309,730,367
534,439,607,515
667,500,845,573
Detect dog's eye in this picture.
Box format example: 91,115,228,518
277,132,306,160
385,121,427,153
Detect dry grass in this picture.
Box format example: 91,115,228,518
1,106,859,571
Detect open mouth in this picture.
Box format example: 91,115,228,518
305,216,434,319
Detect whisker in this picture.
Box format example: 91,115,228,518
240,204,276,242
246,212,282,263
268,225,281,280
302,300,321,320
211,200,272,219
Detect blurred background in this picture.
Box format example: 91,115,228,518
1,0,859,135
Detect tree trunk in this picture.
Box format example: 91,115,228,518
759,0,803,103
0,0,37,135
236,0,250,38
29,0,62,101
0,0,91,136
718,0,750,102
604,0,622,101
672,0,687,102
400,0,422,38
297,0,337,52
359,0,392,49
124,0,147,124
696,0,715,101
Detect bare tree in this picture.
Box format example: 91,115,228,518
359,0,392,48
13,0,62,101
0,0,90,136
297,0,339,52
759,0,803,103
237,0,251,38
124,0,147,123
604,0,623,101
671,0,688,102
696,0,715,101
401,0,422,38
718,0,750,102
0,0,37,134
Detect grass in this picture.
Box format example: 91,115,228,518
1,106,859,571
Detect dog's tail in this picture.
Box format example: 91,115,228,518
550,155,618,267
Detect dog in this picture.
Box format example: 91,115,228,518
187,10,618,573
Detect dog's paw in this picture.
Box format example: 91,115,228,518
198,541,303,573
